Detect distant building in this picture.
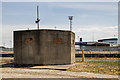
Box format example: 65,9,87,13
0,46,13,52
75,42,110,51
98,38,118,47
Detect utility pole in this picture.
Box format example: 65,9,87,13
92,32,94,42
3,43,5,47
55,26,56,30
9,41,11,52
35,5,40,30
114,35,115,38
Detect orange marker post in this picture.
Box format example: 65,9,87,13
82,49,85,62
89,50,91,54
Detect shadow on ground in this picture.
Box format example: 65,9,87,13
1,63,35,68
1,63,67,71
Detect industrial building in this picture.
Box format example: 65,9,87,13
14,29,75,65
75,37,119,51
75,42,110,51
98,38,118,47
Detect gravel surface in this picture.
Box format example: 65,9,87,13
1,57,119,79
1,67,119,79
1,68,74,78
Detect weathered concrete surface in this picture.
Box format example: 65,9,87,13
14,29,75,65
29,63,77,70
1,68,119,79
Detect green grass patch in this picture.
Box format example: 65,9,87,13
84,61,119,66
67,61,120,75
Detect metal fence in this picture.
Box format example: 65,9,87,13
75,45,119,51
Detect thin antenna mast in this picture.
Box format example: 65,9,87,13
35,5,40,30
92,32,94,42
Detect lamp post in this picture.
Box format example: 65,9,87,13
68,16,73,31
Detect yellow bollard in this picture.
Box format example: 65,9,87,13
82,49,85,62
89,50,91,54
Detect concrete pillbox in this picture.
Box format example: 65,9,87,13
14,29,75,65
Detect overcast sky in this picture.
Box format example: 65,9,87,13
2,2,118,47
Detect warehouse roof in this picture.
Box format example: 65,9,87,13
75,42,110,46
98,38,118,42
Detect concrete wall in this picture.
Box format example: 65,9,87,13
14,29,75,65
71,32,75,63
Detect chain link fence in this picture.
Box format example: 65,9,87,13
75,45,119,59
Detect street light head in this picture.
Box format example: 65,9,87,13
68,16,73,20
